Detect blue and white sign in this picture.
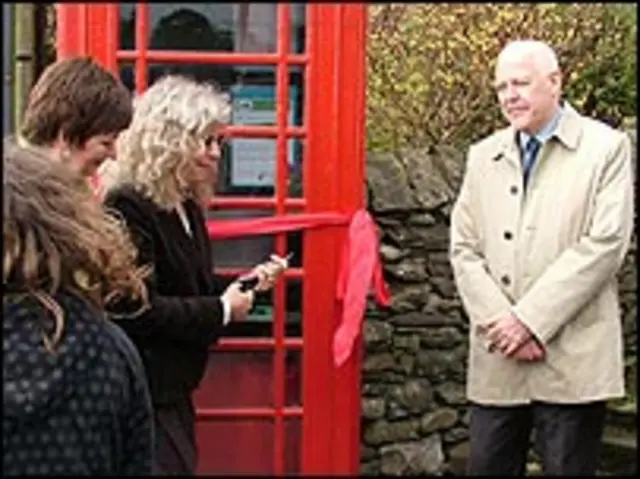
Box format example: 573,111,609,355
229,84,298,187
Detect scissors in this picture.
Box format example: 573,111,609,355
238,253,293,292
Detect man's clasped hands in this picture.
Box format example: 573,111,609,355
477,312,546,362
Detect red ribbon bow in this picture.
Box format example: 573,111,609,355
206,209,391,368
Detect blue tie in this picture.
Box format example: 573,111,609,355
523,136,541,189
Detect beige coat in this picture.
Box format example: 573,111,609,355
450,103,634,405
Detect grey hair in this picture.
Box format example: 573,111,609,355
99,75,231,209
497,40,560,75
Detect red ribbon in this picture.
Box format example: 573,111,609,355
206,210,391,368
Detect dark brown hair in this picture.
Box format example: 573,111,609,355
3,139,149,350
20,57,133,147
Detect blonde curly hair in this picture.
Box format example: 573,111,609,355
99,75,231,210
3,139,150,351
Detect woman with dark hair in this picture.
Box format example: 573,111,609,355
19,56,133,181
2,139,154,476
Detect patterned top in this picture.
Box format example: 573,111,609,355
3,292,154,476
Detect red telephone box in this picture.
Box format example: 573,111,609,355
56,3,368,475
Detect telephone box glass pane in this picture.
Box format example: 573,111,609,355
285,349,302,406
285,417,302,474
119,4,306,53
144,64,304,129
194,350,274,408
118,62,135,90
216,138,304,198
193,349,302,408
195,419,275,474
119,3,136,50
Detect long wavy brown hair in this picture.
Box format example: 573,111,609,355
3,139,150,351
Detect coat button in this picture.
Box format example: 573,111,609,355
500,275,511,286
504,231,513,240
510,186,518,195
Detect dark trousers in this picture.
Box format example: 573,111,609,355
468,401,607,476
152,397,197,476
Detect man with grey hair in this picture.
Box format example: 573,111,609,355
450,39,634,475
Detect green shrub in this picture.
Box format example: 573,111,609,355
367,3,637,152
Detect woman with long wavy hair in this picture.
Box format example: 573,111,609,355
2,140,154,476
99,75,287,475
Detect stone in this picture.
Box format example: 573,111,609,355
367,371,410,384
443,427,469,443
419,326,464,349
426,251,454,277
527,461,543,476
413,223,450,251
403,147,464,210
429,276,458,298
387,405,411,420
435,382,467,406
362,397,386,420
461,407,471,426
420,407,459,434
389,378,434,414
361,445,378,461
392,334,421,353
380,243,406,263
380,435,445,475
447,441,470,475
390,311,456,327
374,214,404,227
366,152,419,213
407,212,436,226
382,223,413,248
426,295,463,315
439,202,454,218
385,259,429,282
363,353,396,373
415,349,466,382
360,460,381,476
362,383,388,397
389,284,432,313
363,419,421,446
364,320,394,347
396,353,415,375
365,300,390,320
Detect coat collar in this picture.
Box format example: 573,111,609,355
497,101,582,162
552,102,582,150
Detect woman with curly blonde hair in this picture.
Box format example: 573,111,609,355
2,140,153,475
100,75,286,475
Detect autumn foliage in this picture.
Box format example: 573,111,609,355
366,3,637,152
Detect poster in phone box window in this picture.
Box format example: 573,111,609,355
230,84,299,188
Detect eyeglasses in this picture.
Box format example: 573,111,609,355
204,135,228,150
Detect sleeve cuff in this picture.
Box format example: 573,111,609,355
221,297,232,325
511,307,546,346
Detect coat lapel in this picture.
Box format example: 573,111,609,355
184,200,216,294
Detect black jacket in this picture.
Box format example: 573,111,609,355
104,185,230,406
2,292,153,475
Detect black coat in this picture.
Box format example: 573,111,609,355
2,292,153,475
103,185,230,407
